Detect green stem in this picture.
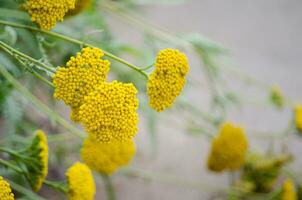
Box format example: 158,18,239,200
0,20,148,78
44,180,68,193
141,63,154,71
0,158,24,174
100,174,116,200
0,64,86,139
0,40,56,73
9,180,46,200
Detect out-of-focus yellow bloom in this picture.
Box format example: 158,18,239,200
282,179,297,200
66,162,95,200
147,48,189,112
270,85,284,108
79,81,139,142
67,0,92,16
295,105,302,132
81,137,136,175
207,122,248,172
27,130,48,192
53,47,110,121
0,176,14,200
23,0,76,30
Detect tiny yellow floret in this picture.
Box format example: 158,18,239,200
66,162,96,200
78,81,139,142
0,176,14,200
295,105,302,133
147,48,189,112
24,0,76,30
282,179,297,200
207,122,248,172
53,47,110,121
81,137,136,175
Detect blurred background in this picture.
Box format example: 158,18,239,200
0,0,302,199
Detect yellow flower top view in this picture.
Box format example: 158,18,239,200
282,179,297,200
81,137,136,175
295,104,302,132
26,130,49,192
23,0,76,30
147,48,189,112
66,162,96,200
0,176,14,200
53,47,110,120
78,81,139,142
67,0,92,16
207,122,248,172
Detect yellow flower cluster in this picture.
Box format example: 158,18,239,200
78,81,139,142
207,122,248,172
67,0,92,16
282,179,297,200
81,137,136,175
147,48,189,112
25,130,49,192
295,105,302,132
24,0,76,30
66,162,96,200
0,176,14,200
53,47,110,121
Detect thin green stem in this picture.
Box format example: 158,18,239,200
44,180,68,193
0,158,24,174
0,20,148,78
0,64,86,138
9,180,46,200
100,174,116,200
141,63,154,71
0,40,56,73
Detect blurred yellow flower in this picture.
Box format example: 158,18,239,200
53,47,110,121
282,179,297,200
79,81,139,142
147,48,189,112
207,122,248,172
23,0,76,30
67,0,92,16
295,105,302,132
66,162,95,200
0,176,14,200
27,130,49,192
81,137,136,175
270,84,284,108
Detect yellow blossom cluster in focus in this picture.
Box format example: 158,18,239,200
207,122,248,172
0,176,14,200
79,81,139,142
147,48,189,112
81,137,136,175
66,162,96,200
23,0,76,30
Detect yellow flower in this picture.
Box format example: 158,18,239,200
147,48,189,112
207,122,248,172
53,47,110,121
295,105,302,132
270,85,284,108
78,81,139,142
23,0,76,30
67,0,92,16
26,130,49,192
81,137,136,175
0,176,14,200
66,162,96,200
282,179,297,200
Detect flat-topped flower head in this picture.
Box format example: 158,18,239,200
147,48,189,112
53,47,110,111
207,122,248,172
0,176,14,200
26,130,49,191
78,81,139,142
66,162,95,200
24,0,76,30
81,137,136,175
295,105,302,133
282,179,297,200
